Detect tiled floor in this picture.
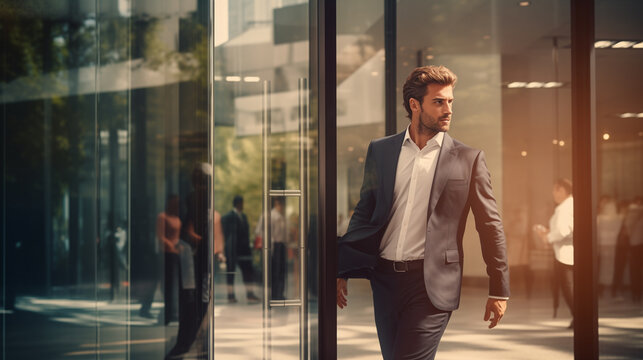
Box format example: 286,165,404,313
5,280,643,359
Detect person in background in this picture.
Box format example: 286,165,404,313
535,178,574,329
222,195,260,303
156,194,181,323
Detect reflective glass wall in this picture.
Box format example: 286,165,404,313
337,0,577,358
400,1,575,358
595,1,643,358
1,1,212,358
334,0,386,358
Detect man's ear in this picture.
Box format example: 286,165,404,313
410,98,420,113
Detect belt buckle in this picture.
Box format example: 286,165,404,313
393,261,408,272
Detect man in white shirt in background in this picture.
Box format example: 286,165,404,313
536,178,574,329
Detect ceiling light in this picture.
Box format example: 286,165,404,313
518,1,530,6
244,76,260,82
594,41,614,48
637,113,643,118
347,146,354,152
612,41,636,48
507,82,527,88
520,151,527,157
526,82,544,88
225,76,241,82
371,71,379,76
214,76,222,81
620,113,637,118
558,140,565,146
426,55,434,60
633,42,643,49
544,82,563,88
552,139,558,145
602,133,610,140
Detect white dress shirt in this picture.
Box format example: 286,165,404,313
379,129,443,261
548,196,574,265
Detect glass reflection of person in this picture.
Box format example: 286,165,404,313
167,164,212,357
535,179,574,329
222,195,260,303
270,198,287,300
156,194,181,324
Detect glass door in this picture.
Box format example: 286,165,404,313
212,1,317,359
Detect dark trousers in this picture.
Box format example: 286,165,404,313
271,242,287,300
554,260,574,318
163,252,179,323
370,268,451,360
226,257,255,291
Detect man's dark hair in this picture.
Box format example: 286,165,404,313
555,178,573,195
233,195,244,207
402,65,457,119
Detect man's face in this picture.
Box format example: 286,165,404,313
413,84,454,133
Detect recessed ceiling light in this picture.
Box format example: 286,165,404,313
425,55,434,60
612,41,637,48
602,133,610,140
633,42,643,49
507,82,527,88
244,76,260,82
620,113,637,118
518,1,531,6
225,76,241,82
526,82,544,88
520,151,528,157
558,140,565,147
594,41,614,48
544,82,564,88
552,139,558,145
637,113,643,118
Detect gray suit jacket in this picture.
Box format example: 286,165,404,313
338,131,510,311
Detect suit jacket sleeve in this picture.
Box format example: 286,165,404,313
470,150,510,298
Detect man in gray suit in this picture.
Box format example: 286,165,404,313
337,66,510,360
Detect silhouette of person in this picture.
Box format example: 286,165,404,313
155,194,181,323
166,164,211,357
221,195,260,303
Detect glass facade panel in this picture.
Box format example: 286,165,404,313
335,1,385,358
2,1,213,358
396,1,575,358
596,1,643,358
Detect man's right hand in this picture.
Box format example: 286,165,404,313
337,278,348,309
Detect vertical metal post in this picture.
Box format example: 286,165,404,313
208,0,216,358
312,0,337,358
262,80,272,360
298,77,309,359
384,0,397,136
571,0,598,358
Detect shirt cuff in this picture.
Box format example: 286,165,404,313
488,295,509,300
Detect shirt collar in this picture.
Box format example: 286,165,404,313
403,126,445,149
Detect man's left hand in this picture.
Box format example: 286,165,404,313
484,298,507,329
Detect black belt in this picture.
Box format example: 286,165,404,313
376,257,424,273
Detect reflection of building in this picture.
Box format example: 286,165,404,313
1,0,642,359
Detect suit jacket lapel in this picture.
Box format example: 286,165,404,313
427,133,457,220
381,131,405,210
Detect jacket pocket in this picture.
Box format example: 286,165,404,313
445,249,460,264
